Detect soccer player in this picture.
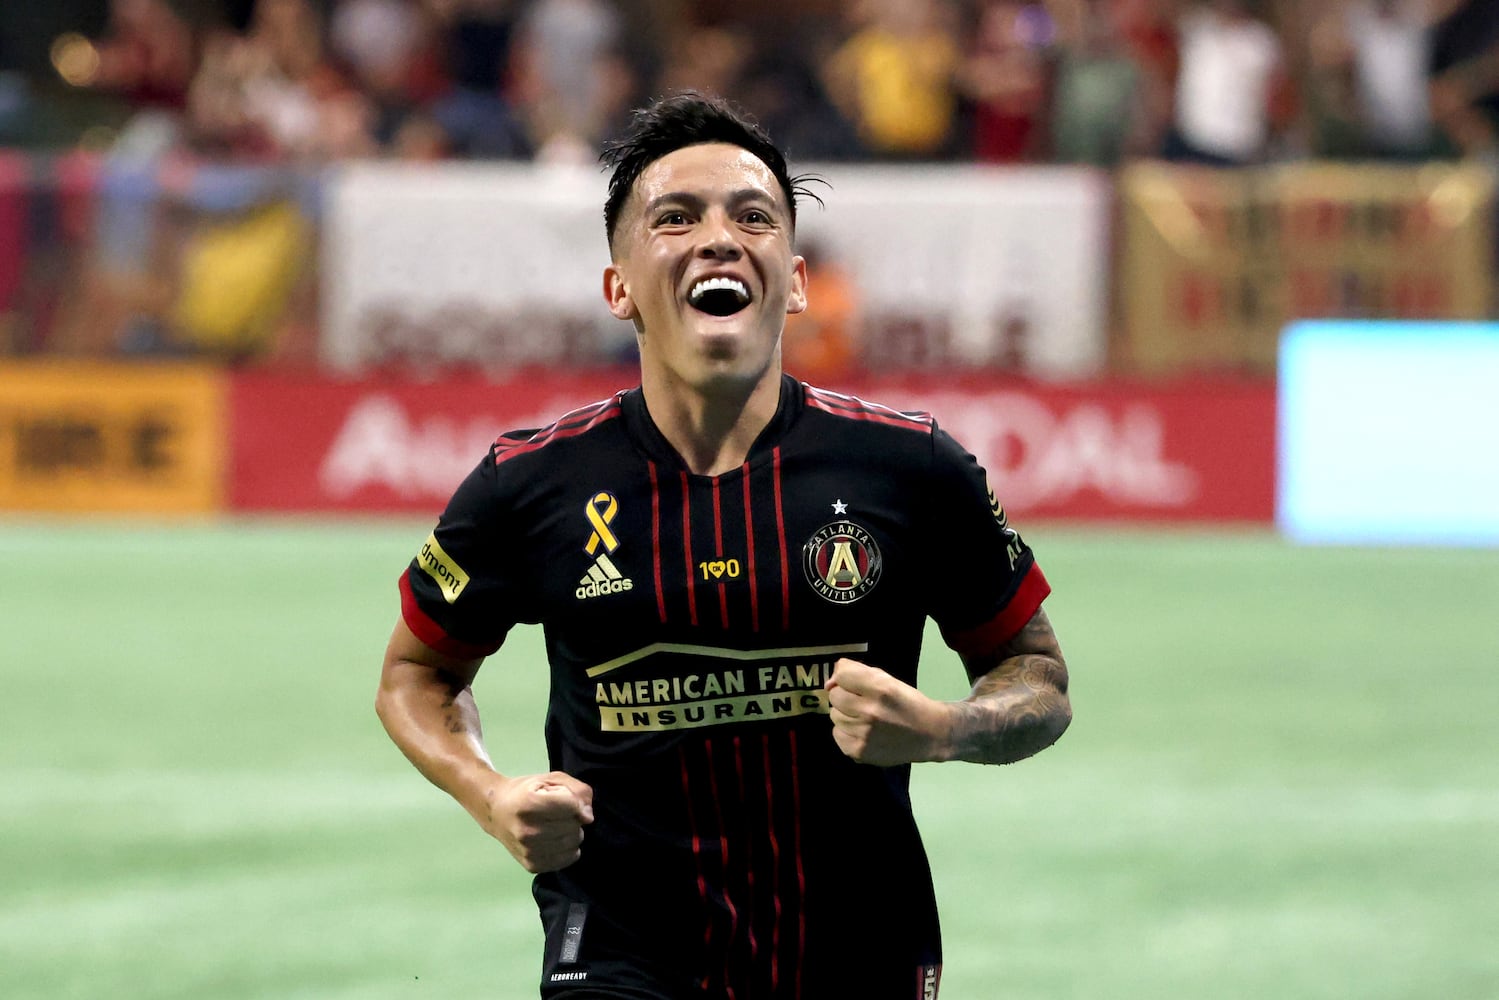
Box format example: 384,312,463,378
377,91,1071,1000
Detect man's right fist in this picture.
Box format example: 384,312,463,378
482,772,595,873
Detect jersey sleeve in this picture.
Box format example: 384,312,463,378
920,422,1051,660
398,448,529,659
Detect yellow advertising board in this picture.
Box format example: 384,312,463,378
1119,162,1495,376
0,362,226,513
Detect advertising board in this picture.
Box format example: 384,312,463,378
0,362,225,513
321,163,1110,379
230,372,1273,522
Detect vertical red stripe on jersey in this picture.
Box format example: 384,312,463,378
680,471,699,626
741,463,760,633
681,745,714,991
705,738,739,1000
789,729,806,1000
761,734,782,991
772,447,790,631
649,462,666,623
712,478,729,629
733,736,759,964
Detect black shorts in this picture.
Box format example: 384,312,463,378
536,892,942,1000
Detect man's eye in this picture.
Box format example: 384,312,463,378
657,211,690,226
742,210,771,225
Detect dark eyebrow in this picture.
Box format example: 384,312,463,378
725,188,780,211
728,189,784,218
643,192,706,218
643,188,783,221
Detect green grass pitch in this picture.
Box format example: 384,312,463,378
2,519,1496,999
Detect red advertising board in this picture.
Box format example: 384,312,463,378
229,371,1274,521
873,375,1275,522
230,371,629,515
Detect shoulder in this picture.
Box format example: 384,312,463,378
489,392,627,472
798,381,936,438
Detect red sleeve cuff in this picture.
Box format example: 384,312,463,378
399,570,501,660
939,562,1051,660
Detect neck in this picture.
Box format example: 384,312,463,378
641,366,783,476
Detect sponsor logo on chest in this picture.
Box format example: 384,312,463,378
576,489,635,600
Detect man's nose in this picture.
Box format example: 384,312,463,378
696,211,743,259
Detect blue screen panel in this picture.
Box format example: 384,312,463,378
1278,321,1499,546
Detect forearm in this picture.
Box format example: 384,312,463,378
942,653,1071,765
376,662,500,820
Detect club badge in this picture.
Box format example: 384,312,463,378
802,520,882,604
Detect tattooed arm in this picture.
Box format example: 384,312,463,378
945,606,1071,765
825,607,1070,767
377,621,593,872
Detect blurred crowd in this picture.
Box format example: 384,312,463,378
1,0,1497,370
2,0,1498,168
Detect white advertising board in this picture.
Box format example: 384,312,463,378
322,162,1109,378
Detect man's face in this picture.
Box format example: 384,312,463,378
604,142,808,394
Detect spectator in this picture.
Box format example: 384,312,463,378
1308,0,1441,160
654,22,755,105
1111,0,1180,155
1163,0,1296,165
823,0,963,159
330,0,441,154
1429,0,1499,161
781,238,861,382
421,0,532,158
188,0,377,162
1049,0,1155,165
82,0,198,115
739,51,866,162
956,0,1054,163
56,0,199,158
510,0,637,163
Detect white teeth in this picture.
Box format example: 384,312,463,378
688,277,749,304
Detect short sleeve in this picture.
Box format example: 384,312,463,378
920,423,1050,660
398,451,527,659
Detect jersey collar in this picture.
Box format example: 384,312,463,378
620,373,804,474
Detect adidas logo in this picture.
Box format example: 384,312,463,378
575,553,635,600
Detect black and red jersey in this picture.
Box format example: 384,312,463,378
401,374,1050,1000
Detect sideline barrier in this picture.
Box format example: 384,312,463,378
0,362,226,513
229,371,1274,522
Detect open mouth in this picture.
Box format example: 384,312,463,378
688,277,751,317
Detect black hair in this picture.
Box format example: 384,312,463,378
599,91,822,250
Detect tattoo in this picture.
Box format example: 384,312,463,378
951,608,1071,765
435,676,488,742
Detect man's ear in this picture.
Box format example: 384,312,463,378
603,263,636,321
785,255,809,316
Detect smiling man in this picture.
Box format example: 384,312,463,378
602,115,809,478
377,92,1071,1000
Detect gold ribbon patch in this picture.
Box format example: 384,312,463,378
584,491,620,554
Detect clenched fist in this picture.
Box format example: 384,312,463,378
479,772,595,873
825,658,952,767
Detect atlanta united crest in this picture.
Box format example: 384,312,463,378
802,520,882,604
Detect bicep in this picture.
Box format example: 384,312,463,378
959,605,1066,686
381,619,484,694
